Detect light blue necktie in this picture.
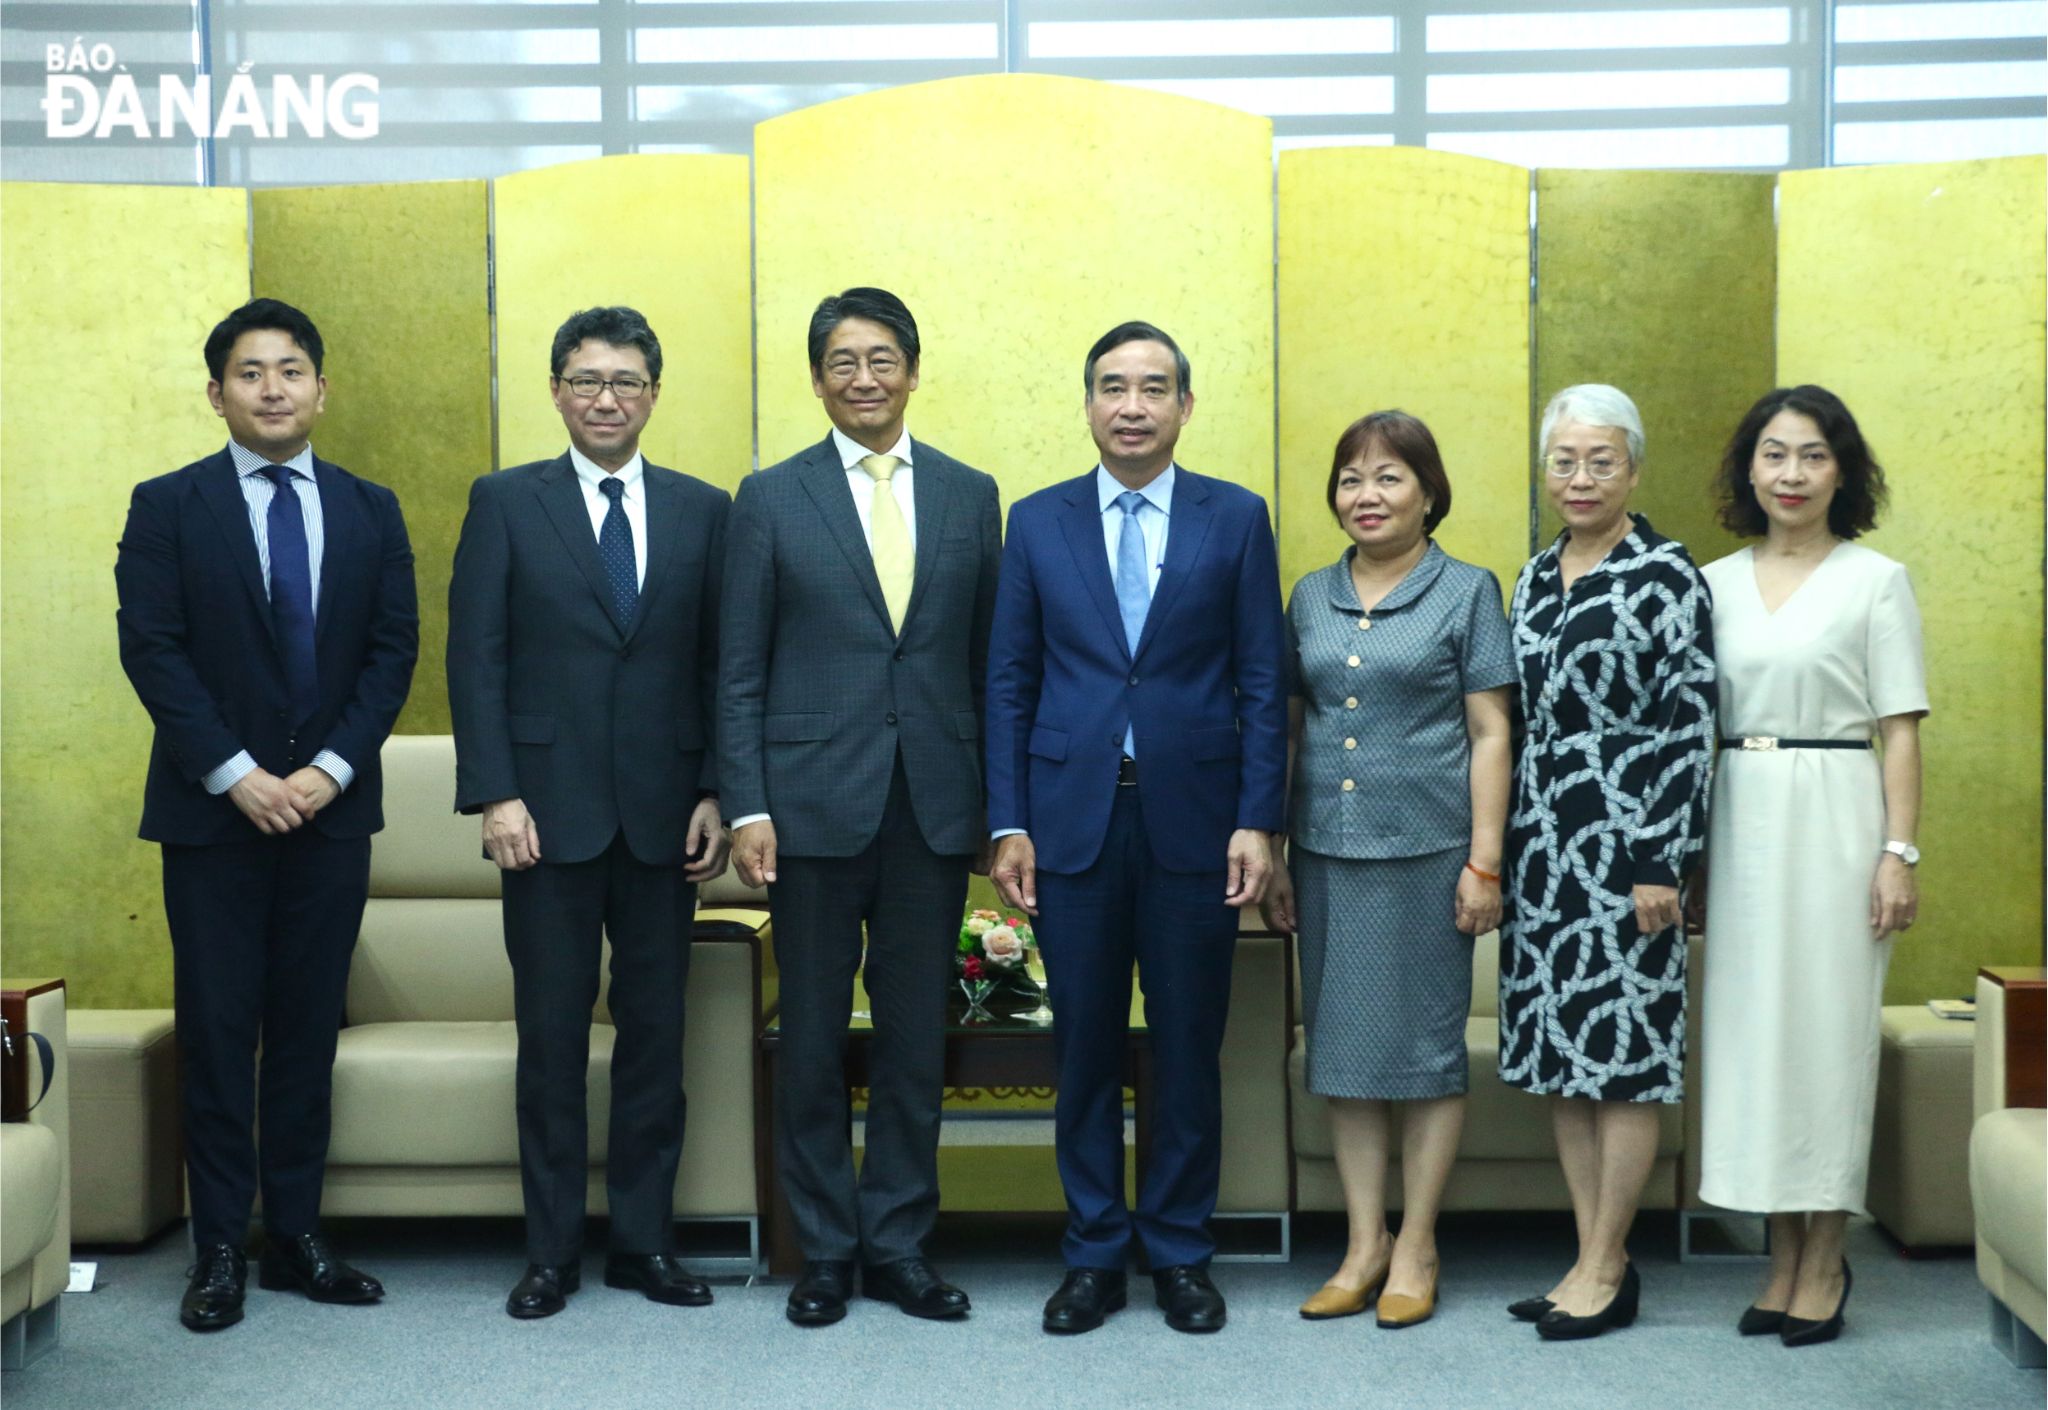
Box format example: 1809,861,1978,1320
1115,490,1151,759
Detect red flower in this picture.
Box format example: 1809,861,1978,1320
963,956,985,980
1007,917,1024,928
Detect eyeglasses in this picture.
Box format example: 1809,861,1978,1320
558,375,651,401
821,354,903,381
1542,453,1629,481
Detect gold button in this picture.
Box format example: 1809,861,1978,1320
1344,738,1357,750
1341,779,1355,792
1345,697,1358,709
1358,617,1371,630
1347,654,1360,668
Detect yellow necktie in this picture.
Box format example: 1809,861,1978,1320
860,453,913,632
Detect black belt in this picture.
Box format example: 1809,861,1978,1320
1117,755,1139,786
1718,736,1871,752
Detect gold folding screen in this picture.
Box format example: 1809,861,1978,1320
494,155,753,495
1779,156,2047,1003
754,75,1275,500
252,181,493,734
1534,171,1776,563
2,99,2042,1010
1,184,250,1003
1277,147,1532,597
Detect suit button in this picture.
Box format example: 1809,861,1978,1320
1342,779,1355,792
1347,654,1361,668
894,649,906,662
619,646,632,660
1345,738,1357,750
886,711,898,726
1128,674,1139,686
1345,697,1359,709
1110,735,1122,746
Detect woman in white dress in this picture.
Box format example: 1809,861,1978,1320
1697,385,1927,1348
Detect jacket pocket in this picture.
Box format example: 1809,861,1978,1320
508,714,556,744
954,710,980,741
1027,725,1069,762
764,711,837,743
677,718,706,751
1191,725,1241,762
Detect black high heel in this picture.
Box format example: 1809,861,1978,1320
1536,1263,1639,1341
1737,1304,1787,1336
1780,1259,1851,1347
1507,1295,1555,1322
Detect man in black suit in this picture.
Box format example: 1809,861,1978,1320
448,306,731,1319
721,288,1002,1326
115,298,419,1332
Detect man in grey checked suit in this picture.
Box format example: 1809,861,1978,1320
720,288,1002,1327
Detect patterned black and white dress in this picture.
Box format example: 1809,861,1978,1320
1498,515,1716,1103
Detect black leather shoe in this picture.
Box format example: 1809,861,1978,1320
787,1260,855,1327
257,1233,384,1304
180,1243,248,1332
1738,1304,1787,1336
1508,1295,1555,1322
1152,1265,1227,1333
1781,1259,1851,1347
506,1264,580,1320
1536,1263,1639,1341
862,1258,969,1320
604,1253,713,1307
1043,1267,1127,1335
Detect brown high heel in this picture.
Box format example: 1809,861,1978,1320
1375,1268,1439,1328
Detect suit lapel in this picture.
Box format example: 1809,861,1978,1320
1056,474,1130,661
797,438,892,629
628,466,683,643
898,444,952,635
195,451,277,647
312,457,355,639
535,454,632,638
1133,470,1214,665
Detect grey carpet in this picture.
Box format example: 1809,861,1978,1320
7,1215,2039,1410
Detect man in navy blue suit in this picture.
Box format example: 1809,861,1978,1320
115,299,418,1332
986,322,1287,1335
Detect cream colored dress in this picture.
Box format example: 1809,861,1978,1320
1697,543,1929,1214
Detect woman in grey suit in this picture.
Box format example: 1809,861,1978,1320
1263,411,1515,1328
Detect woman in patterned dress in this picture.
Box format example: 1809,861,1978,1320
1262,412,1516,1328
1498,385,1717,1340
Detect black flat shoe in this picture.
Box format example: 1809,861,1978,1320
1508,1296,1555,1322
1043,1267,1127,1335
506,1263,580,1319
1738,1304,1787,1336
1536,1264,1639,1341
862,1258,969,1319
180,1243,247,1332
787,1260,854,1327
1152,1265,1226,1334
257,1233,384,1304
604,1253,712,1307
1781,1259,1851,1347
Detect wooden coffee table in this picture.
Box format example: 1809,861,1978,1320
754,976,1152,1275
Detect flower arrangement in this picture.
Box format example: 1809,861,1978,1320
956,907,1040,1020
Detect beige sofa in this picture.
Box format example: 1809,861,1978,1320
2,980,70,1369
322,735,772,1254
1970,966,2045,1367
1288,938,1695,1215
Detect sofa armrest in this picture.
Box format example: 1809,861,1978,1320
2,980,70,1316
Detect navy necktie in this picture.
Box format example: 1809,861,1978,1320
597,476,638,625
260,465,320,727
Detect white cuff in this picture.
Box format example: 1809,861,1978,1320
730,813,771,830
311,750,354,792
990,828,1027,840
202,751,258,795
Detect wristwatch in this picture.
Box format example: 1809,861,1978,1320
1883,840,1920,867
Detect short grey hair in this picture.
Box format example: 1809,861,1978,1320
1539,384,1645,466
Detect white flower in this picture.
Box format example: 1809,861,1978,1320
982,926,1027,967
965,915,995,937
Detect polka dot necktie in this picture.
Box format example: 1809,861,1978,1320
597,476,638,624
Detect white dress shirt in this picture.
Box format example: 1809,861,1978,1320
201,439,355,799
731,427,919,834
569,444,647,591
833,425,918,552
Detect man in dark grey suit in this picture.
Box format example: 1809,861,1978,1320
721,288,1001,1327
448,306,731,1320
